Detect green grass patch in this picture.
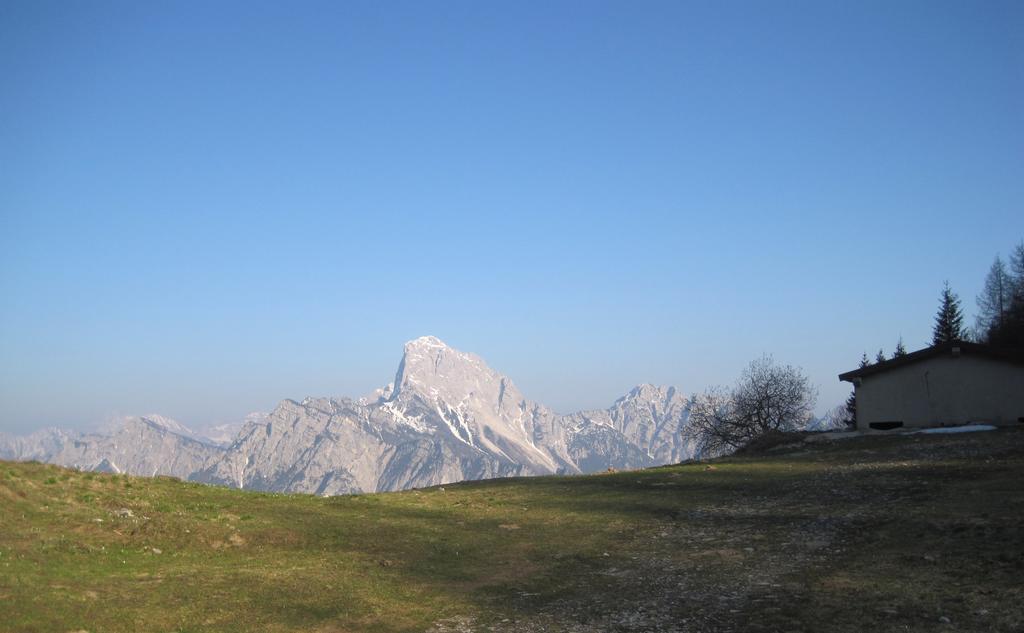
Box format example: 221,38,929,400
2,430,1023,632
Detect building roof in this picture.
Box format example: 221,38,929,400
838,340,1024,382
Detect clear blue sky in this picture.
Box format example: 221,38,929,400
1,1,1022,433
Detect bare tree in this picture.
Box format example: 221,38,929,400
687,387,736,457
688,355,817,455
975,255,1012,341
823,403,854,430
987,241,1024,349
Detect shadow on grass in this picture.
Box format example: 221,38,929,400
3,430,1023,632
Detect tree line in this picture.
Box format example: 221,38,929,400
842,239,1024,428
687,240,1024,451
862,240,1024,366
974,242,1024,348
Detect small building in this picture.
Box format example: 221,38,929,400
838,341,1024,431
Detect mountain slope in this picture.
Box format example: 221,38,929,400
2,336,698,493
3,429,1021,632
6,416,224,478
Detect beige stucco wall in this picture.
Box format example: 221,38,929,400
855,354,1024,431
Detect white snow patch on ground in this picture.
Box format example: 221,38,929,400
911,425,997,435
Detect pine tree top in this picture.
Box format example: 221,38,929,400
933,281,966,345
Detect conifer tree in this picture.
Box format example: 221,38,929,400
875,349,886,363
991,300,1024,349
845,352,871,428
844,390,856,428
988,242,1024,349
1010,242,1024,299
975,255,1012,340
894,337,907,357
932,281,966,345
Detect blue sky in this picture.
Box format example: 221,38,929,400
1,1,1022,433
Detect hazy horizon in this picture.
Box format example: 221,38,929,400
2,2,1022,434
0,324,1012,435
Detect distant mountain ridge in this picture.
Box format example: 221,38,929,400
0,336,699,494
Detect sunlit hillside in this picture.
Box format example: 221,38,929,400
2,429,1022,633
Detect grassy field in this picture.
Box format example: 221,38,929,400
1,429,1022,633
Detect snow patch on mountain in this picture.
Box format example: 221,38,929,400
2,336,700,495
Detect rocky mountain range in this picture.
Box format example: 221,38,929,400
0,336,699,494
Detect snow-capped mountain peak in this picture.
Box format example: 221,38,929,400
405,335,448,350
391,336,503,402
137,414,197,438
2,337,700,496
